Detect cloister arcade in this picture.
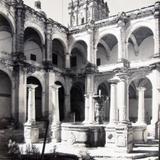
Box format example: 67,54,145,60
0,0,160,154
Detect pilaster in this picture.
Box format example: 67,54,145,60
153,2,160,58
15,1,25,60
45,21,53,62
14,65,27,125
45,71,56,118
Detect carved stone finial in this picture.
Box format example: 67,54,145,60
154,1,160,18
117,12,129,27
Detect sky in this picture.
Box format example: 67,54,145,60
23,0,157,26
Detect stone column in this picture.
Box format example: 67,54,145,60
26,84,38,124
136,87,146,125
154,2,160,58
51,84,61,124
117,17,127,62
109,80,118,124
65,53,71,69
24,84,39,143
117,75,129,123
148,68,160,138
84,74,95,124
50,84,61,143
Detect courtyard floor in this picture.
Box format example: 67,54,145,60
19,141,159,160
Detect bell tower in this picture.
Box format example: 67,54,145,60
69,0,109,27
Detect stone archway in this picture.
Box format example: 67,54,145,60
27,77,42,121
70,40,87,73
55,81,65,121
0,70,12,128
70,82,85,122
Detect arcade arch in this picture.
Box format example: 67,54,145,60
52,39,65,69
70,40,87,73
0,70,12,121
127,27,154,62
0,14,13,55
96,34,118,66
24,27,43,64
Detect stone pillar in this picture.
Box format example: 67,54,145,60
136,87,146,125
109,80,118,124
50,84,61,143
105,74,133,153
133,87,147,143
64,77,71,121
26,84,38,124
45,71,55,118
84,74,95,124
15,1,25,60
14,66,27,125
148,68,160,139
117,16,127,62
45,22,52,62
154,2,160,58
24,84,39,144
117,75,129,123
65,53,71,69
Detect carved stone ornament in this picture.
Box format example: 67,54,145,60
154,1,160,18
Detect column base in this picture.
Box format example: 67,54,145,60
24,122,39,144
132,123,147,143
147,121,159,139
105,123,133,153
49,123,61,143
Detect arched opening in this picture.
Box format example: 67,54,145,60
70,40,87,73
0,70,12,128
0,14,12,55
70,82,85,122
55,81,65,121
128,27,154,62
97,34,118,66
52,39,65,70
97,82,110,122
129,78,152,124
24,27,43,64
27,77,43,121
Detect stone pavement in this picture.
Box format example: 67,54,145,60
19,142,159,160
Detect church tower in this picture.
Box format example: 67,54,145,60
69,0,109,27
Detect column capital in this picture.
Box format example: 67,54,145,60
27,84,38,89
51,84,61,90
109,77,119,84
154,1,160,18
137,87,146,92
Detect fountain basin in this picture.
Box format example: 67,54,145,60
61,123,105,147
